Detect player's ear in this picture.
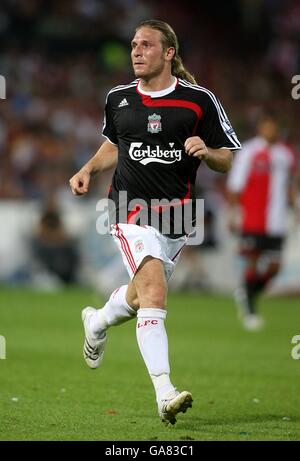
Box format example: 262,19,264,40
164,47,175,62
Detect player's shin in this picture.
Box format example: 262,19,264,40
136,308,176,402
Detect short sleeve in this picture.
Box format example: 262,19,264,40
197,93,241,151
102,93,118,145
227,146,252,192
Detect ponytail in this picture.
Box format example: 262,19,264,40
172,55,197,84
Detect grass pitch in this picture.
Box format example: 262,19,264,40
0,286,299,441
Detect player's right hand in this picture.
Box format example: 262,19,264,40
69,169,91,195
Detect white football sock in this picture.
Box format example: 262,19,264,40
136,308,176,402
150,373,177,403
89,285,136,338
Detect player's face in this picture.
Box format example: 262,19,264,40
131,27,169,80
258,118,279,143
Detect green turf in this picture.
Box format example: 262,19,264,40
0,286,299,441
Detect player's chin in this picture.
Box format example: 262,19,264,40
133,66,147,78
133,69,144,78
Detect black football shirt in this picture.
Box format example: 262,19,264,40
102,77,241,237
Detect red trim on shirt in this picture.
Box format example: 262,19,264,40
127,204,143,224
126,179,191,223
138,93,203,120
136,83,203,121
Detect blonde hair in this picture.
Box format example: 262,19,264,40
136,19,197,85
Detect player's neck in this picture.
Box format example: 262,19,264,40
139,73,175,93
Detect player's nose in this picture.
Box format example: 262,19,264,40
133,45,142,57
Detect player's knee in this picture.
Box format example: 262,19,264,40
134,257,167,307
139,283,167,308
125,282,140,310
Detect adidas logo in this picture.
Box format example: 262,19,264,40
118,98,129,107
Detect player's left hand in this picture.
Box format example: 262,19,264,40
184,136,209,160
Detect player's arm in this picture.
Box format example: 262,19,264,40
184,136,233,172
205,148,233,172
69,140,118,196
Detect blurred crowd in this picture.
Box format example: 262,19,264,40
0,0,299,204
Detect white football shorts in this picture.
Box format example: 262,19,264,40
110,223,187,280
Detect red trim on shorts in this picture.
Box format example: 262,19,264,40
116,225,136,274
118,226,137,270
112,287,121,298
115,224,137,274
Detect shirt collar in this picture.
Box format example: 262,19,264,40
137,76,177,98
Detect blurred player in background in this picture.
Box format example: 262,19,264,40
227,113,298,331
69,19,240,424
32,202,79,285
